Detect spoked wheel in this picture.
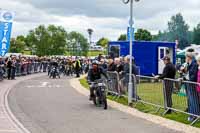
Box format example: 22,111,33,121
93,95,97,105
102,93,107,110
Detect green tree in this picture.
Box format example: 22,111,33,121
34,25,49,56
26,25,68,56
135,29,152,41
47,25,68,55
167,13,189,49
96,37,109,48
67,31,89,56
9,36,26,53
152,30,170,41
26,30,38,55
118,34,127,41
193,23,200,45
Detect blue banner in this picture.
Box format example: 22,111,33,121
127,27,134,41
0,10,14,56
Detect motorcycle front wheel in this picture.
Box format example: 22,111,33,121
102,93,107,110
93,94,97,105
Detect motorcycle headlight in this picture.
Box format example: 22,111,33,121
98,83,105,87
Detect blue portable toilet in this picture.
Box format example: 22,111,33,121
108,41,176,76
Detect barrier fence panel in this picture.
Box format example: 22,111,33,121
107,71,121,96
37,62,41,72
106,72,138,100
119,74,138,100
0,61,49,81
118,76,128,96
34,62,39,73
27,63,31,74
15,62,21,76
136,75,165,109
164,78,200,125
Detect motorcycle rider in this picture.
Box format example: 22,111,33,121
74,57,81,78
87,60,108,100
49,58,59,77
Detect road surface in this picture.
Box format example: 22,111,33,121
8,76,181,133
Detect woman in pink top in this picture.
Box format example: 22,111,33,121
197,56,200,101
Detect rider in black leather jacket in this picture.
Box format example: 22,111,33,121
87,61,108,100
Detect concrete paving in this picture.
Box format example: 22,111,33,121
8,75,181,133
0,73,46,133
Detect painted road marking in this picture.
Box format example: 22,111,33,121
27,82,61,88
41,82,48,87
0,129,17,132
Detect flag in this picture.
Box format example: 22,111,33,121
0,10,14,56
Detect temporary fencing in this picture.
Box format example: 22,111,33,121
105,71,200,125
0,61,48,79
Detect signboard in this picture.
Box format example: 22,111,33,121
0,10,14,56
127,27,134,41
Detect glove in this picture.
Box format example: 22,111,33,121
107,79,111,82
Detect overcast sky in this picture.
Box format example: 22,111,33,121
1,0,200,41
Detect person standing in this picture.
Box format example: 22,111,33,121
6,56,13,80
123,56,138,76
154,56,176,114
108,58,116,72
99,59,108,73
122,55,138,100
184,51,200,121
11,57,16,80
74,58,81,78
115,58,123,73
0,57,5,80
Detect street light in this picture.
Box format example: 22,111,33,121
87,28,93,46
122,0,140,105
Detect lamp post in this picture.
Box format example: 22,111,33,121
122,0,140,105
71,39,76,56
87,28,93,46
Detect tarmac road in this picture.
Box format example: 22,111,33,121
8,75,181,133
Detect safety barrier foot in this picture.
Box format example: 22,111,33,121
190,117,200,126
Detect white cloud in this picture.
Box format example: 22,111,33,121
1,0,200,41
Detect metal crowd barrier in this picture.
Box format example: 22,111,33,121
106,71,137,100
105,72,200,125
15,62,21,76
0,62,48,80
106,71,121,96
136,75,165,110
164,78,200,125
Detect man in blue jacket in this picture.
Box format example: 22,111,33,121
184,50,200,122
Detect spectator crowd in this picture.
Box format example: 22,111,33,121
0,51,200,122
